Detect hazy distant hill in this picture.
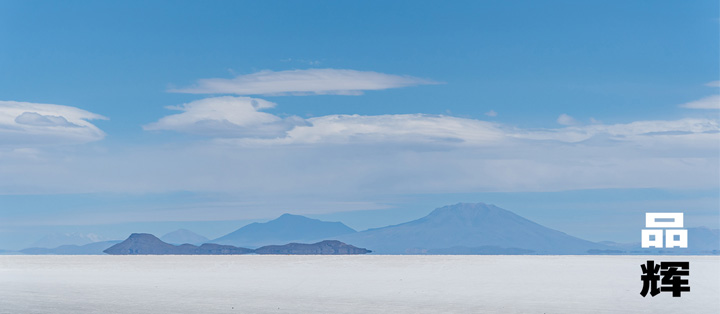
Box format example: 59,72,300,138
212,213,356,248
20,241,121,255
104,233,370,255
688,227,720,252
598,227,720,255
334,203,607,254
31,232,103,248
160,229,209,245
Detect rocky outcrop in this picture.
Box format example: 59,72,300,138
254,240,371,255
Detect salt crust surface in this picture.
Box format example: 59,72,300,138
1,255,718,313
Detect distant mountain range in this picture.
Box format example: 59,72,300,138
687,227,720,252
12,203,720,255
104,233,370,255
30,232,104,248
597,227,720,255
160,229,209,245
20,241,121,255
211,213,356,248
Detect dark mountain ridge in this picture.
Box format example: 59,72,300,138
255,240,370,254
103,233,370,255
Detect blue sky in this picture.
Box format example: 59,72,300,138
0,1,718,249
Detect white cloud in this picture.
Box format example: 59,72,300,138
0,100,106,145
679,95,720,109
513,118,719,144
143,96,307,138
169,68,438,96
484,110,497,117
15,112,77,127
146,97,509,144
704,81,720,87
147,97,718,150
146,98,507,145
556,113,578,126
228,114,507,146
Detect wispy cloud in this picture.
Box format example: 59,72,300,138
704,81,720,87
15,112,78,127
484,110,497,117
169,69,439,96
232,114,507,145
230,115,718,149
556,113,578,126
146,97,507,145
0,100,106,146
512,118,718,146
146,97,719,148
679,95,720,109
143,96,307,138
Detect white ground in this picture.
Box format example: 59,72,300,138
1,255,718,313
